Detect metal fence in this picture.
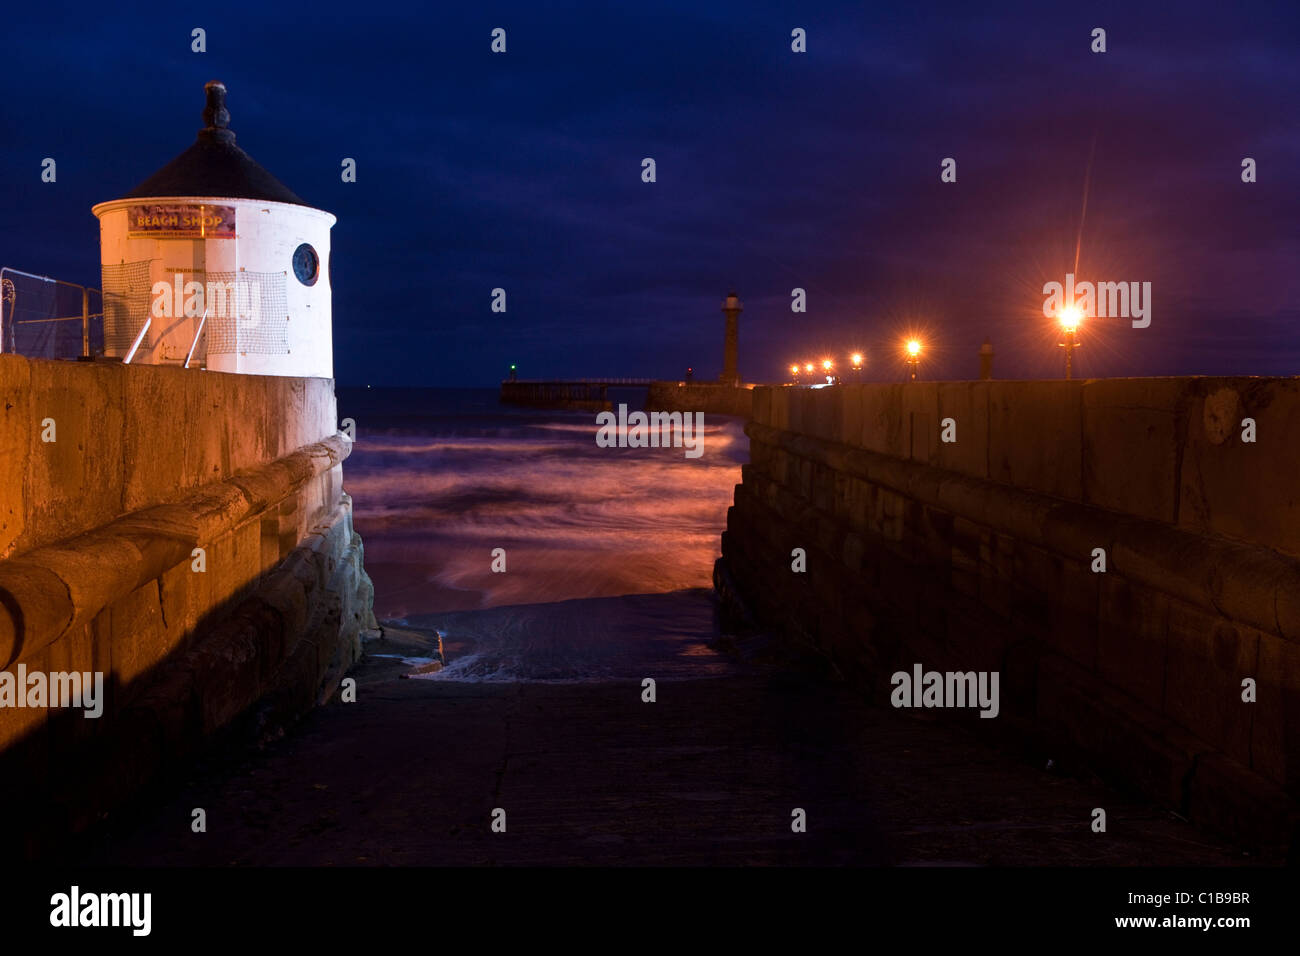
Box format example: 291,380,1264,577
2,263,293,367
0,267,103,360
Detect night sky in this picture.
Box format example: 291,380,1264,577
2,0,1297,386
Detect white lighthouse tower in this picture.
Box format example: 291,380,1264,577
92,81,336,378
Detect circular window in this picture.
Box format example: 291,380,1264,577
292,243,319,286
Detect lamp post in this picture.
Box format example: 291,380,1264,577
790,363,800,384
978,338,994,380
905,339,922,381
850,352,864,381
1058,306,1082,380
821,358,834,385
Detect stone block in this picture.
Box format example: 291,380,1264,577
122,365,188,511
845,477,872,533
1097,575,1169,708
807,389,837,442
752,387,773,427
787,387,806,434
1082,378,1182,523
1185,752,1300,853
839,386,864,447
256,571,310,659
44,623,100,750
0,658,49,751
1177,378,1300,559
1163,600,1257,766
936,382,988,478
0,355,31,558
188,620,262,735
157,558,199,652
108,580,165,691
830,470,852,523
858,385,904,456
22,535,148,635
0,559,77,667
274,376,306,456
945,604,1015,675
25,361,126,552
768,388,789,431
950,515,982,599
1044,554,1099,672
1036,654,1199,812
1252,633,1300,791
902,383,939,465
987,380,1083,501
977,531,1015,621
126,662,199,758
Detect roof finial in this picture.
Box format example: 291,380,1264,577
200,81,235,143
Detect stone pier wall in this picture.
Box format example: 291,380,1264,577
0,356,375,858
718,378,1300,852
646,381,754,417
499,380,612,411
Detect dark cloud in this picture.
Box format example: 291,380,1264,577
1,0,1296,384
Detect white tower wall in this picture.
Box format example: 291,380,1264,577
92,197,336,379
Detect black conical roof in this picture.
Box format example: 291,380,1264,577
124,81,307,206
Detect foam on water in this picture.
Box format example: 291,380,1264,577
338,387,748,683
340,387,747,619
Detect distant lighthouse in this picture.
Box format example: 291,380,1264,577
720,290,742,386
91,81,336,378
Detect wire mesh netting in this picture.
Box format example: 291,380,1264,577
202,271,289,355
101,260,155,353
101,262,290,361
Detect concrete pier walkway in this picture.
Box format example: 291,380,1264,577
76,591,1255,867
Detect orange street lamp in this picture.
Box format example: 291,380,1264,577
1058,305,1083,379
904,339,923,381
790,363,800,384
849,351,864,381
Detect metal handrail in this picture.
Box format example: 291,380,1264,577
123,317,152,365
184,307,210,369
13,313,105,323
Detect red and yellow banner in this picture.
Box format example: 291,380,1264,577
126,203,236,239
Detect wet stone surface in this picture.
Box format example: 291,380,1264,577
76,591,1257,867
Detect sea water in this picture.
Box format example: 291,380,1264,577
337,386,748,681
